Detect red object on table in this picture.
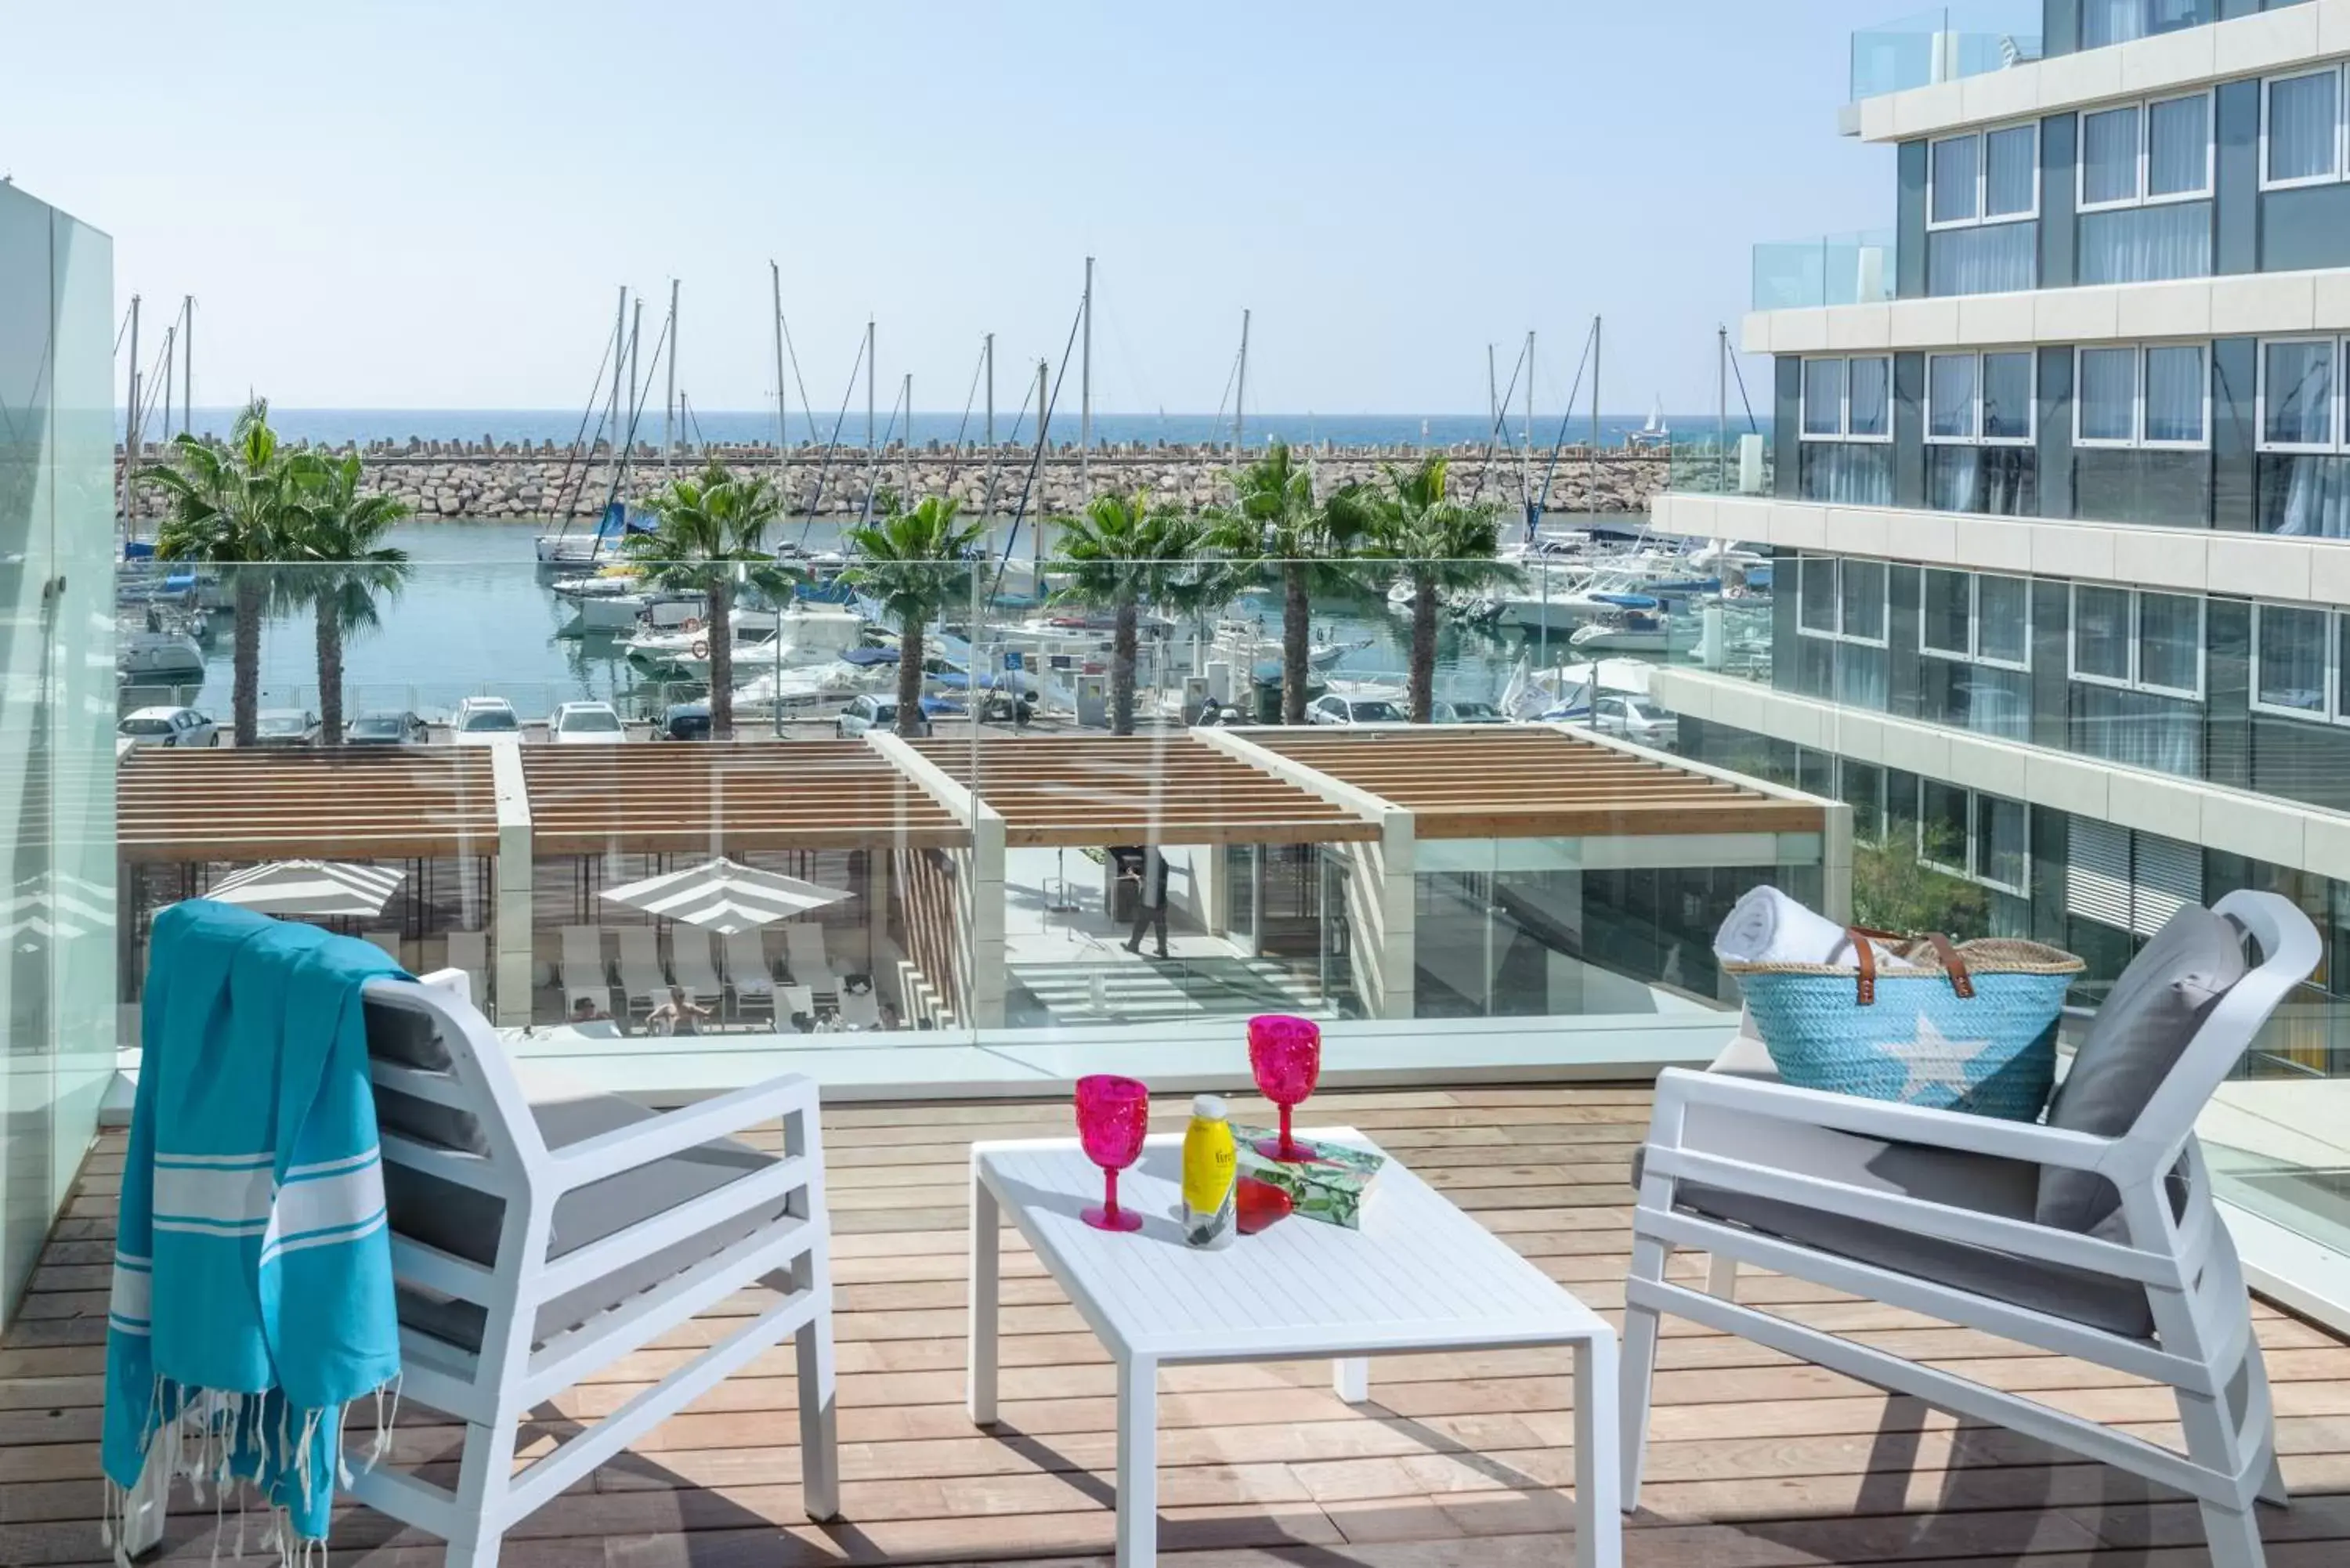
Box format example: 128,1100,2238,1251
1235,1176,1293,1234
1074,1074,1149,1233
1246,1013,1324,1162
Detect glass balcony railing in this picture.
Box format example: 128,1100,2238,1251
1850,7,2043,103
1752,228,1896,312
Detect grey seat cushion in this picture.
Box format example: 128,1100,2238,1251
380,1068,790,1354
1645,1102,2158,1339
2037,907,2245,1234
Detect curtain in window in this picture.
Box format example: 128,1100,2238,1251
2259,453,2350,538
1926,446,2037,515
2079,204,2213,285
2081,0,2144,47
1978,577,2030,665
1982,353,2034,440
2073,685,2202,778
1847,356,1891,438
1984,127,2038,219
2081,107,2141,206
1841,560,1887,643
1802,358,1845,436
2256,605,2328,713
1798,555,1835,633
2147,96,2208,197
1929,356,1978,439
2265,340,2335,446
1978,796,2028,891
1834,645,1889,713
2078,348,2139,442
2269,72,2341,184
2138,592,2202,694
2073,585,2133,681
1928,224,2037,296
1798,443,1893,505
1956,664,2034,741
1921,569,1970,655
2144,344,2207,443
1931,136,1979,224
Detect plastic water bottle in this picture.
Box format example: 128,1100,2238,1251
1180,1094,1238,1250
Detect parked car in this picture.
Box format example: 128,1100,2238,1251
251,708,323,748
551,700,627,745
450,695,522,746
837,694,933,738
343,710,431,747
1307,694,1404,727
1434,699,1506,724
1583,692,1680,748
658,701,711,741
118,706,218,749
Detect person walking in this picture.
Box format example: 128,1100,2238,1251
1124,845,1171,959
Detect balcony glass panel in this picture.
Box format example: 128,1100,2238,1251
1925,444,2037,515
2258,452,2350,537
1849,7,2043,103
1751,229,1896,313
1797,442,1894,504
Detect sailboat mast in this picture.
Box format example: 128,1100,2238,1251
1523,328,1535,517
1034,359,1047,576
984,332,995,449
1235,309,1249,454
121,294,140,528
1079,255,1093,505
1589,315,1602,527
179,295,193,437
606,286,627,468
663,278,680,472
902,373,913,499
770,262,788,482
1717,325,1729,493
628,298,643,466
866,319,876,454
160,326,175,445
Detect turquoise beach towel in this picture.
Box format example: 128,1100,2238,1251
103,900,407,1557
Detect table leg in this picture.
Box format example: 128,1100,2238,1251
1574,1331,1624,1568
1332,1357,1368,1403
968,1165,1000,1426
1116,1354,1159,1568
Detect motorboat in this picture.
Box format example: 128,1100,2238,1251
118,628,206,682
735,649,900,715
1211,617,1369,672
1567,601,1696,655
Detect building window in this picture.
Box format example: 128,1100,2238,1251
2259,337,2345,453
2251,602,2345,722
2081,0,2214,51
2264,65,2348,190
2080,91,2214,211
1918,779,2030,899
1797,556,1887,646
2071,584,2204,699
2074,343,2209,449
1920,569,2031,670
1930,122,2040,229
1927,351,2034,444
1800,355,1891,440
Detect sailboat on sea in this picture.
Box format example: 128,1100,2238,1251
1625,396,1671,453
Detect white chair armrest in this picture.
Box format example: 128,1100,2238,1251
1653,1067,2117,1172
548,1074,818,1192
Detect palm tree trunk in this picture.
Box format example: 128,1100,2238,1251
232,569,262,748
898,620,925,736
1281,562,1310,725
1408,568,1437,724
708,577,734,739
1111,595,1138,735
316,591,345,747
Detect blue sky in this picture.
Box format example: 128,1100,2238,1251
4,2,1899,415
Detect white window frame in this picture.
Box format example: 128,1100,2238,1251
1795,555,1889,649
1927,349,2037,447
2259,64,2348,194
2069,584,2206,701
2077,89,2216,214
2248,601,2341,724
2072,342,2212,451
2254,335,2348,455
1798,355,1893,444
1928,121,2041,233
1914,779,2030,899
1918,568,2034,672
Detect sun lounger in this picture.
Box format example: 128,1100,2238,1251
784,923,837,990
616,927,671,1017
670,927,726,1010
560,925,613,1017
444,930,490,1010
724,928,777,1017
837,988,880,1030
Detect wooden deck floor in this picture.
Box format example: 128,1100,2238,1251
8,1086,2350,1566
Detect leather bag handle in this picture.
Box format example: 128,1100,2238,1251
1834,927,1881,1006
1922,931,1976,998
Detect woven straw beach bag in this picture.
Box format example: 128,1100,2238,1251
1726,930,2084,1122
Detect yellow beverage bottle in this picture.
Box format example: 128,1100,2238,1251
1180,1094,1238,1249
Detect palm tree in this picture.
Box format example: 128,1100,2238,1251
143,399,307,746
287,452,411,746
1202,440,1367,724
844,495,985,738
1355,457,1513,723
624,462,797,739
1047,492,1203,735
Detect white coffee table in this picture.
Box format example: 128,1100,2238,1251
967,1128,1622,1568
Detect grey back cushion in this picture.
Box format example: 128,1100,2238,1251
2036,906,2246,1234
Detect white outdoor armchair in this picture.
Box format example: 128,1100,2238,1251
1622,890,2321,1568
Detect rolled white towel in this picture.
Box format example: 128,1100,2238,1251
1713,886,1911,970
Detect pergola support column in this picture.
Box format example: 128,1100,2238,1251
866,733,1006,1029
490,740,533,1026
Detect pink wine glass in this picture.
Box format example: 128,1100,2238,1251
1074,1075,1150,1233
1248,1014,1323,1162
